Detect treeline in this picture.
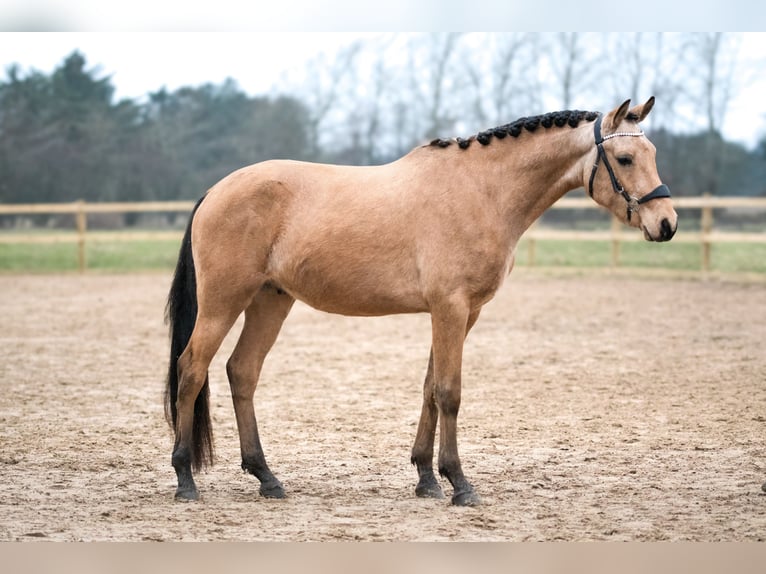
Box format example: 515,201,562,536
0,52,314,204
1,35,765,205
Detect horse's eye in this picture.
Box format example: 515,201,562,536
617,156,633,166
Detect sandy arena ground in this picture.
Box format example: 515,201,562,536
1,270,765,541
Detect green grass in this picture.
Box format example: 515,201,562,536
0,239,181,273
0,242,81,272
88,240,181,271
514,238,766,274
1,235,765,275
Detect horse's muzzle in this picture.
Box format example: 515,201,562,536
644,217,677,242
659,217,677,241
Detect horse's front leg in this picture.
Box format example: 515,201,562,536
430,300,481,506
411,350,444,498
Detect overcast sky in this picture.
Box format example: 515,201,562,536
0,33,366,99
2,0,766,32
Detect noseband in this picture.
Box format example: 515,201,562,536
587,114,671,221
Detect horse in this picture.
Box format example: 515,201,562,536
164,97,677,506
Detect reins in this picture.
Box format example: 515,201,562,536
587,114,671,221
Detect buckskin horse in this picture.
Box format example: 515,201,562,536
165,98,677,506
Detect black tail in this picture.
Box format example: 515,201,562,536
164,196,214,471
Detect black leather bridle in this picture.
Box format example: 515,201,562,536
587,114,671,222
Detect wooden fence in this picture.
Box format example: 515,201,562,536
527,195,766,271
0,196,764,272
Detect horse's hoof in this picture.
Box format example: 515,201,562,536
174,487,200,501
415,473,445,499
259,480,286,499
761,481,766,493
451,489,481,507
415,482,445,499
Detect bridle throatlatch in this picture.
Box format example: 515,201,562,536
587,114,671,221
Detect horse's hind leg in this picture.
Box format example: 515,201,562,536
226,285,295,498
173,309,241,500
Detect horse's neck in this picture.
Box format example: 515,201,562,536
483,124,594,241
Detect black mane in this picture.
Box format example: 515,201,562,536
429,109,600,150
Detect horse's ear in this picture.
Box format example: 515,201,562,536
605,99,631,132
629,96,655,123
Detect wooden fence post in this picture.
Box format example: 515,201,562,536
75,200,87,273
610,214,621,267
526,221,537,267
701,193,713,273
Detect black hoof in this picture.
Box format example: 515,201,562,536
762,481,766,493
416,476,445,499
451,488,481,507
174,487,200,501
259,479,286,499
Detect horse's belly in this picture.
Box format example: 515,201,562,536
299,291,426,316
272,256,427,317
284,280,427,316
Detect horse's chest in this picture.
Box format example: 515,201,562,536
463,252,513,305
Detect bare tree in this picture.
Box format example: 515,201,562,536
686,32,741,135
406,33,464,141
645,33,687,132
603,33,686,132
294,40,362,159
606,32,646,103
543,32,604,110
683,32,743,194
343,35,397,164
463,33,541,128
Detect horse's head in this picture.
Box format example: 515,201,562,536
585,97,677,242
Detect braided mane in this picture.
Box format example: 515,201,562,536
429,109,600,150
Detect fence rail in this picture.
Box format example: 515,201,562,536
1,197,764,272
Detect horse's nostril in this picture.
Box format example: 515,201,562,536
660,218,676,241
